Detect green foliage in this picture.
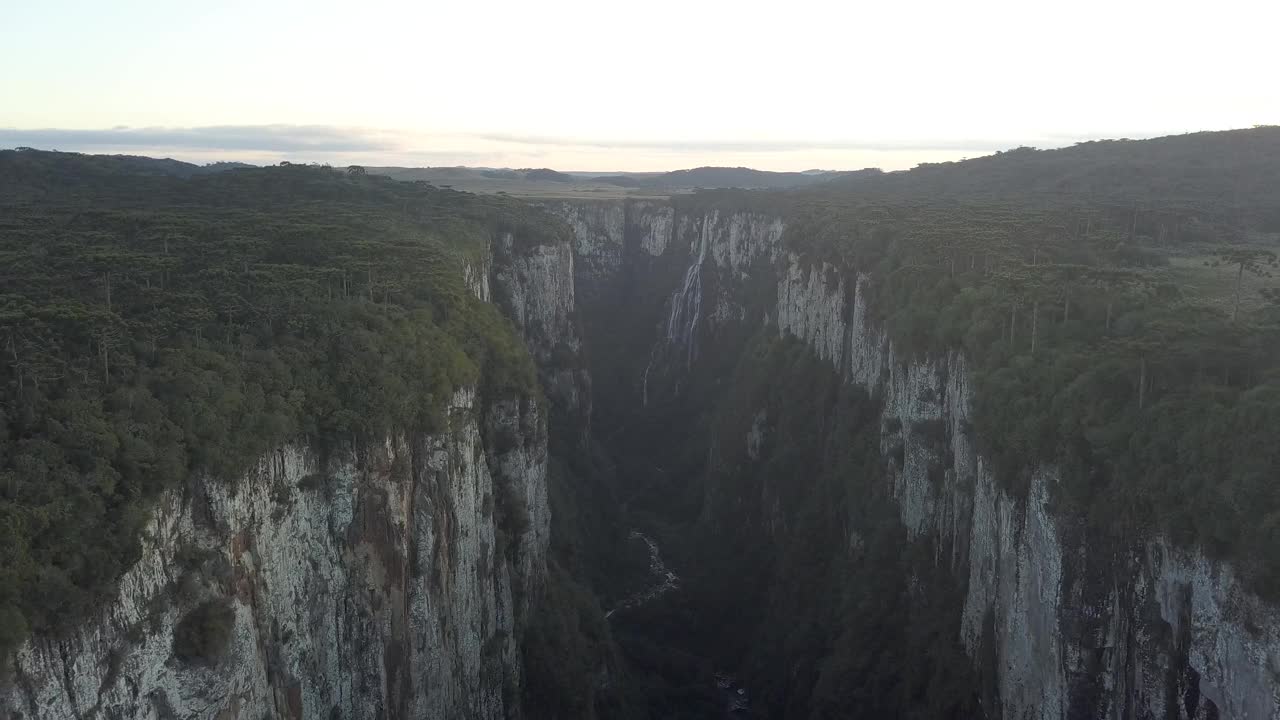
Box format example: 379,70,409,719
729,337,980,718
172,598,235,664
774,160,1280,597
0,150,548,657
522,563,624,719
520,425,645,719
823,126,1280,223
0,603,28,658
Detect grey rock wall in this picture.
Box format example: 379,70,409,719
2,389,548,720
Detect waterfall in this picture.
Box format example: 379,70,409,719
641,346,658,407
665,214,713,366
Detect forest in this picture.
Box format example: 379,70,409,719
738,127,1280,598
0,149,560,659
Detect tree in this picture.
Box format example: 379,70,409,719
1044,263,1089,325
1082,266,1155,331
1209,247,1277,322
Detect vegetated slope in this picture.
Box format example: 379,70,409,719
682,126,1280,597
0,149,559,659
522,168,575,183
0,150,250,192
822,126,1280,219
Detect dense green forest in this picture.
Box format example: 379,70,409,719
690,127,1280,598
798,211,1280,597
828,126,1280,218
0,149,562,658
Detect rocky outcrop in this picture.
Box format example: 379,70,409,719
2,389,547,720
545,202,624,300
491,232,589,425
542,200,782,406
556,198,1280,720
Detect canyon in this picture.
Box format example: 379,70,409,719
4,190,1279,719
557,198,1280,719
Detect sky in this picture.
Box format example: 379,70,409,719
2,0,1277,172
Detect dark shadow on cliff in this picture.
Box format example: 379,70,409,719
586,330,985,718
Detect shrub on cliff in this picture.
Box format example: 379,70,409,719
522,564,621,717
173,598,235,664
495,477,531,563
0,604,28,661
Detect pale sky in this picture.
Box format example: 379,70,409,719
2,0,1277,171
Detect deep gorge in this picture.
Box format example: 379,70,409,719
543,199,1280,719
3,146,1280,719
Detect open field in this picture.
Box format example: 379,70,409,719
361,165,846,199
365,166,676,199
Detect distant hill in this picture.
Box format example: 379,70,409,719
419,166,473,178
199,161,256,173
361,164,851,195
821,127,1280,214
522,168,574,183
0,148,254,182
0,149,254,201
590,174,643,187
584,166,848,190
645,166,847,189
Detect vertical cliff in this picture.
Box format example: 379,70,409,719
2,389,547,720
776,257,1280,720
488,231,591,431
0,225,584,720
548,198,1280,719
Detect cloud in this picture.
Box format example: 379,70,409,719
1,124,1156,159
472,128,1189,154
0,124,1184,172
0,125,580,170
0,125,395,153
472,132,1099,154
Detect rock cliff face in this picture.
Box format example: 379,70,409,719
3,390,546,720
776,258,1280,720
488,232,590,428
548,198,1280,720
1,228,585,720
